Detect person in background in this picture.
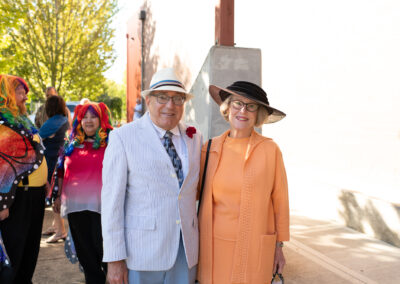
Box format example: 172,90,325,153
35,86,71,129
197,81,289,284
102,68,202,284
52,102,113,284
80,98,90,105
39,95,69,243
0,74,48,283
39,86,71,238
133,95,146,120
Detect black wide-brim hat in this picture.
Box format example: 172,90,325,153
209,81,286,124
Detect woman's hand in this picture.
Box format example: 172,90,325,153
0,208,9,221
273,244,286,274
52,197,61,214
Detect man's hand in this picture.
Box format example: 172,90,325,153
107,260,128,284
273,245,286,274
0,208,9,221
52,197,61,214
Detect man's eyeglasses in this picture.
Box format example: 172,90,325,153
230,100,260,112
151,94,186,106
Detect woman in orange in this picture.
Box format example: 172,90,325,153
197,81,289,284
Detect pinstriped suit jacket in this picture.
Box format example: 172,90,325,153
101,113,202,271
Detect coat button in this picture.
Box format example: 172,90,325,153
176,220,181,224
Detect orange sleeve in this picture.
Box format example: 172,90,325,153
272,146,290,242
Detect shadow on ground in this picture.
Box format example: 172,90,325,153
288,214,400,283
339,190,400,247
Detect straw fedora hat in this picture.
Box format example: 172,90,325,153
209,81,286,124
141,68,194,99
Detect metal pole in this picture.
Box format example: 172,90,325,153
139,10,146,91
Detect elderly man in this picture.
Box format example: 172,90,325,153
133,95,146,120
0,75,48,283
101,68,202,284
34,86,71,128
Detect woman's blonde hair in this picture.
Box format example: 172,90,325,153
220,95,269,127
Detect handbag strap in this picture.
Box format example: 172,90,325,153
197,139,212,216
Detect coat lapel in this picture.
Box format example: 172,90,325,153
138,113,172,165
140,114,191,191
205,130,229,195
179,122,190,192
245,130,267,162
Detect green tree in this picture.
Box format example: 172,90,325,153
96,79,126,124
105,80,126,119
0,5,24,72
0,0,117,102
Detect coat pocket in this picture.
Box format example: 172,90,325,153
257,233,277,280
125,215,156,230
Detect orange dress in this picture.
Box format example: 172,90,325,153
212,136,249,284
198,130,289,284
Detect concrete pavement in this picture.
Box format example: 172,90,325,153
32,207,400,283
285,211,400,283
33,207,84,284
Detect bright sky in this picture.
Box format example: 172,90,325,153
104,0,140,85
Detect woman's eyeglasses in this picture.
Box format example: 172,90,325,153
230,100,259,112
151,94,186,105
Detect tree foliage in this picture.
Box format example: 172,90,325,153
96,80,126,124
0,5,24,72
0,0,117,102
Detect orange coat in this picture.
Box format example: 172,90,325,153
197,130,290,284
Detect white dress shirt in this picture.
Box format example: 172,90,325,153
150,121,189,179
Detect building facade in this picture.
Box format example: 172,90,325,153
126,0,400,246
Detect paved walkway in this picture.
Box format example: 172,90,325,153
33,208,400,283
285,211,400,283
33,208,84,284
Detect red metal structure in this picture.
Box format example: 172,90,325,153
215,0,234,46
126,15,142,122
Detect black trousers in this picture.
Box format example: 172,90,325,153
68,211,107,284
44,154,57,183
0,187,45,284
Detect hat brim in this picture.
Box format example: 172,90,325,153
209,85,286,124
141,85,194,100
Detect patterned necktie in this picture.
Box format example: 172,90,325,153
163,131,184,187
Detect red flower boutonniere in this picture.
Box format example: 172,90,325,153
186,126,196,139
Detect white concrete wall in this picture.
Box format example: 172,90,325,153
237,0,400,192
234,1,400,223
241,1,400,244
185,46,261,139
137,0,216,90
